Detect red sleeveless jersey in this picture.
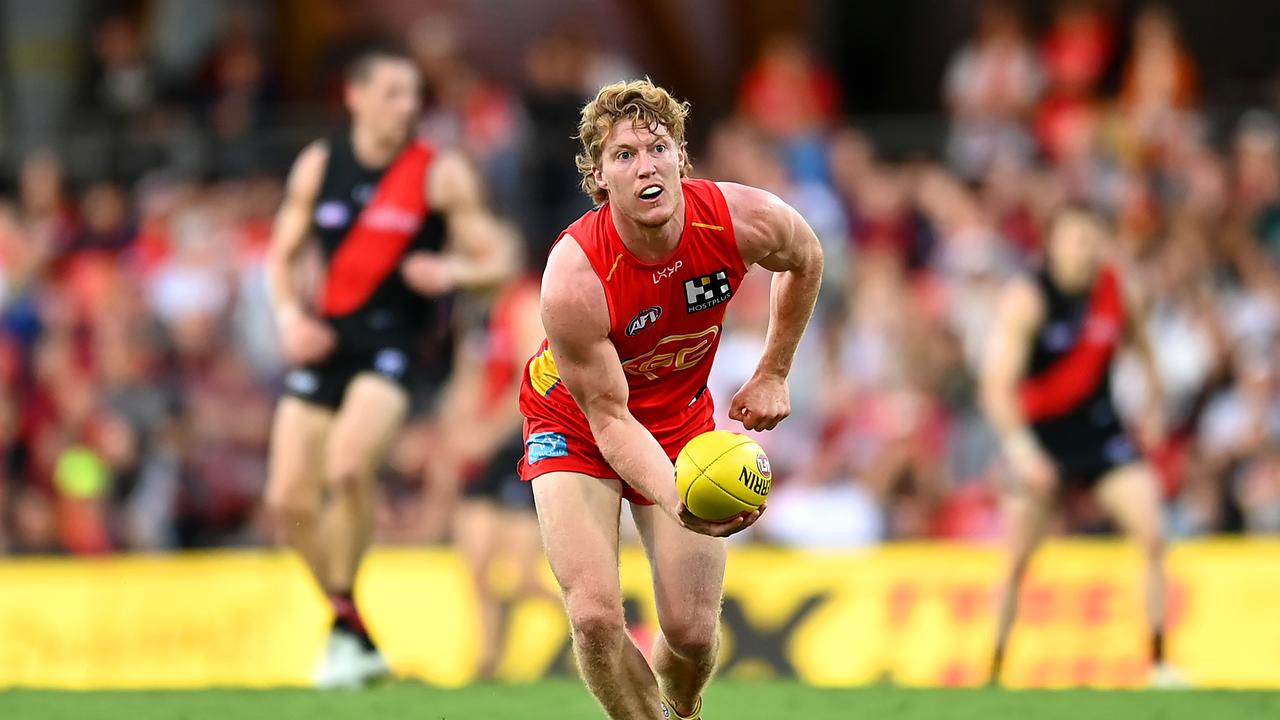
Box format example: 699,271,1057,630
518,178,747,493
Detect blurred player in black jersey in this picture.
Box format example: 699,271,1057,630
981,206,1183,687
265,45,511,688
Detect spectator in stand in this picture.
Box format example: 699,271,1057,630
737,33,841,182
1035,0,1117,162
943,0,1044,180
1118,3,1198,166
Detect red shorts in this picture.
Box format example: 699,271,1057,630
518,410,713,506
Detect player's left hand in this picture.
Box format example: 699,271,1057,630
729,373,790,431
677,503,765,538
401,251,457,296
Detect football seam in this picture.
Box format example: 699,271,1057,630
686,437,763,508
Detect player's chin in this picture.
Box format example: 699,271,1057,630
626,200,676,227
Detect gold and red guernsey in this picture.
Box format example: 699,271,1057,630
518,178,747,496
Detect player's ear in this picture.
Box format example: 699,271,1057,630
592,164,608,193
679,142,690,177
343,82,361,116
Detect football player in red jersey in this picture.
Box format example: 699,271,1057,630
518,80,823,719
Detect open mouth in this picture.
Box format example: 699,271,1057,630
639,184,663,201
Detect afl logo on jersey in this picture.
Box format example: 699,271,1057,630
625,306,663,336
315,201,349,229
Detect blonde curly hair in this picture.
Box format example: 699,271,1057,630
575,79,692,204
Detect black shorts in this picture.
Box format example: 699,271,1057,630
463,434,534,511
1039,432,1143,488
283,347,415,411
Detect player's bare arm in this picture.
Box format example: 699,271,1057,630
401,149,515,296
541,238,760,538
980,277,1058,492
267,140,337,365
718,182,824,432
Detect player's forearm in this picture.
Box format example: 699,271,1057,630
447,250,514,290
980,382,1044,461
266,246,305,323
755,257,822,380
448,214,516,290
589,412,680,511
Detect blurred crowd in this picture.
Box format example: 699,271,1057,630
0,0,1277,554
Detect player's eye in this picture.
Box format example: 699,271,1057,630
654,144,666,153
617,151,631,161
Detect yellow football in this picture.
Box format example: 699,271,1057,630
674,430,772,521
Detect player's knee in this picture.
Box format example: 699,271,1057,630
326,463,369,495
1139,530,1166,560
565,595,626,653
662,612,719,663
264,486,319,528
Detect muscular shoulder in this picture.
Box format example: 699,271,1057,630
716,181,794,266
998,273,1046,332
286,140,329,201
541,235,610,343
427,147,482,212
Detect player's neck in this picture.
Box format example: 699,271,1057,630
349,126,404,169
610,194,686,263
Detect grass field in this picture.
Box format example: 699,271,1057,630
3,680,1279,720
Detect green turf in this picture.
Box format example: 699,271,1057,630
2,680,1279,720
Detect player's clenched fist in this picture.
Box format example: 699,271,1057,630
728,373,790,431
401,251,457,296
277,307,337,365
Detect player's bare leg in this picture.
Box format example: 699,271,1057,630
312,373,408,687
1094,463,1181,686
324,373,409,593
991,481,1053,685
455,499,503,678
632,502,726,719
265,397,334,590
534,472,662,720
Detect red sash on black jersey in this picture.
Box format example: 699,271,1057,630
1019,267,1125,422
320,142,433,317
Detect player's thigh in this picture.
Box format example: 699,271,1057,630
498,507,547,592
326,373,410,484
631,502,726,644
266,396,334,509
531,472,625,625
455,499,501,574
1095,462,1164,545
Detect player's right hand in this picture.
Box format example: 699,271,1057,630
676,503,765,538
278,310,337,365
1003,432,1058,495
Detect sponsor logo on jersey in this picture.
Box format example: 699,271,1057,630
739,466,771,495
625,306,663,336
373,348,408,379
684,269,732,313
756,453,772,479
315,201,350,229
652,260,683,284
360,206,423,234
526,432,568,464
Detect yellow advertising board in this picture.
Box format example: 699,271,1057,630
1,541,1279,689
